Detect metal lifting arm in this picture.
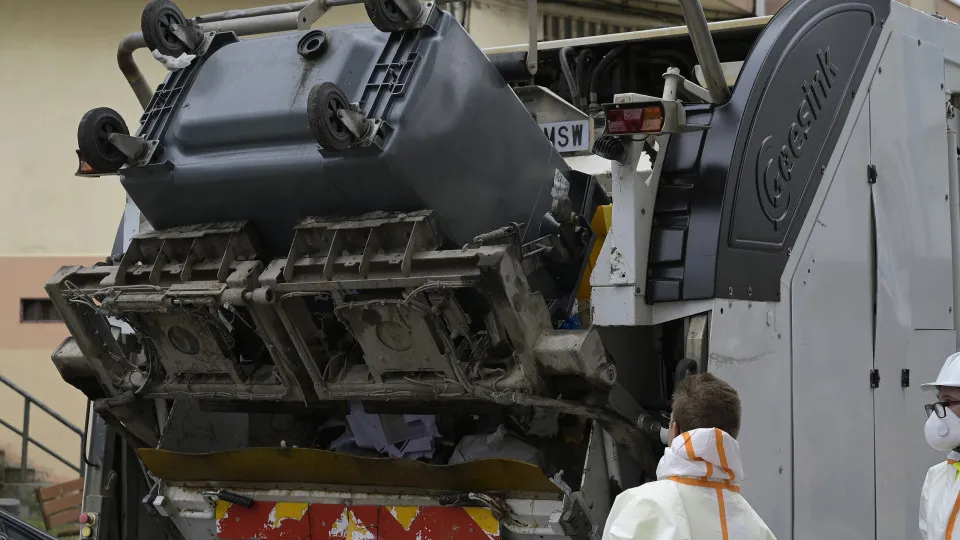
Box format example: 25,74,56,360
194,2,312,23
677,0,731,104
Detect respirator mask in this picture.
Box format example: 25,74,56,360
924,404,960,452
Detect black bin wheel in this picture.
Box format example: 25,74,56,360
142,0,189,57
77,107,130,174
307,82,354,152
364,0,415,33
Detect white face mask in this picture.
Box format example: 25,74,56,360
925,406,960,452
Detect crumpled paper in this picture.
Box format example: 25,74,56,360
151,49,196,71
327,401,440,459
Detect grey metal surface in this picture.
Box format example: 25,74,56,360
873,36,953,333
870,8,959,536
121,13,569,256
194,2,312,23
117,33,152,109
708,299,792,539
790,100,875,540
676,0,729,103
948,102,960,342
576,421,612,538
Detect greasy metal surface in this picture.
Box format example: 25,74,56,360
121,11,571,256
259,212,555,401
157,400,249,453
790,100,875,540
139,448,562,494
533,328,615,387
45,222,310,404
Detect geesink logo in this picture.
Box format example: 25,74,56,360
755,46,840,230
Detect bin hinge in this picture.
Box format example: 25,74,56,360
902,369,910,388
867,164,878,184
870,369,880,389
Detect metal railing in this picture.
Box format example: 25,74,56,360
0,374,86,481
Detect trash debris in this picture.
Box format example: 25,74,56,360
524,408,561,438
151,49,196,71
448,425,546,468
328,402,440,459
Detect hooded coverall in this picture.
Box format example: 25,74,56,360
920,450,960,539
602,427,776,540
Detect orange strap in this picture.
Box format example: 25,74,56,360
716,487,729,540
676,430,738,540
682,432,714,480
948,460,960,540
668,477,735,540
948,494,960,540
668,476,741,493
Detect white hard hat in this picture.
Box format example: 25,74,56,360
921,351,960,390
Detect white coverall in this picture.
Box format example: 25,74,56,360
920,451,960,539
602,428,776,540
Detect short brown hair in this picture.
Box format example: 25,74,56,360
671,373,741,438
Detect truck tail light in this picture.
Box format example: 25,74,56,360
605,105,665,135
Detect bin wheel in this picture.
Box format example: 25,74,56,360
364,0,414,32
307,83,354,152
142,0,189,57
77,107,130,174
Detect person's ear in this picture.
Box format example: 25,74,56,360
669,421,679,441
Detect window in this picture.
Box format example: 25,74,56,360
20,299,62,323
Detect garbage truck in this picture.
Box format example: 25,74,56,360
44,0,960,538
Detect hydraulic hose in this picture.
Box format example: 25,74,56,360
574,49,593,109
588,44,627,110
559,47,580,108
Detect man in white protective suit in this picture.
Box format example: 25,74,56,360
602,372,776,540
920,351,960,539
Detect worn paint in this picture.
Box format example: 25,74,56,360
216,502,500,540
217,501,311,540
270,503,310,528
216,500,230,534
388,506,420,530
330,509,375,540
464,508,499,540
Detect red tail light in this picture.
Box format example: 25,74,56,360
605,105,665,135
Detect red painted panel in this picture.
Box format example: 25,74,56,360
217,502,312,540
378,507,496,540
218,502,499,540
310,505,380,539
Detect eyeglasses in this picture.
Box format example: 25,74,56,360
925,400,960,418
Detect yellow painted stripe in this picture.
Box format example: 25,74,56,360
215,500,230,522
270,502,309,528
464,507,500,538
388,506,420,531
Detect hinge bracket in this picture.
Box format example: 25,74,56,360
902,368,910,388
870,369,880,389
867,164,878,184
